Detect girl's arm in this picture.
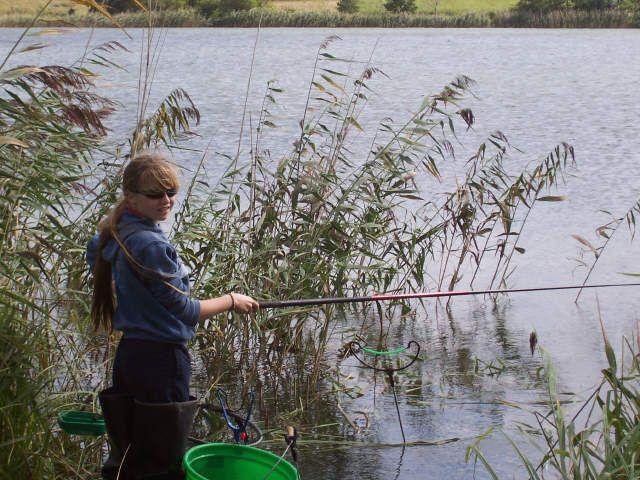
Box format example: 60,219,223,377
199,293,258,320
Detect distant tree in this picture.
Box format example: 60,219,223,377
195,0,252,15
101,0,136,13
194,0,214,15
516,0,567,12
572,0,614,9
160,0,191,8
517,0,619,11
217,0,253,12
337,0,359,13
101,0,189,13
195,0,218,16
384,0,417,13
620,0,640,25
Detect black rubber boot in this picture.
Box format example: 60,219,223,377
99,388,135,480
132,396,199,480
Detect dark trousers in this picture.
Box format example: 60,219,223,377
113,338,191,403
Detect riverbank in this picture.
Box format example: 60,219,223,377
0,7,636,28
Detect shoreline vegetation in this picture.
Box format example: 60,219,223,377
0,7,637,28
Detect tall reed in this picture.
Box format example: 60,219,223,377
0,41,120,476
573,198,640,301
161,42,576,405
467,322,640,479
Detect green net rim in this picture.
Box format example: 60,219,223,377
361,345,407,356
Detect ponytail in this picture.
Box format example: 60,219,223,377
91,202,126,332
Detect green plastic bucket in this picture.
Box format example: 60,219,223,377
183,443,297,480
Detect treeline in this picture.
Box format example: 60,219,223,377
0,0,636,27
211,8,635,26
514,0,639,25
1,7,633,27
517,0,636,12
97,0,640,18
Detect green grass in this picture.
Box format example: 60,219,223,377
270,0,517,15
0,0,88,17
416,0,517,15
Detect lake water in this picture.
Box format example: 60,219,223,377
2,27,640,478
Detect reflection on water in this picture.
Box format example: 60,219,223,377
292,297,578,479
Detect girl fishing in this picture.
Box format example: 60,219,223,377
87,153,258,479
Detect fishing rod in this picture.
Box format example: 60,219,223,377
258,282,640,309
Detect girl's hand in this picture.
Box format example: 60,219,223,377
229,293,259,314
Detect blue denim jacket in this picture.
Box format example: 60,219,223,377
87,211,200,343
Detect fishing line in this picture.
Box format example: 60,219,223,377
346,341,421,444
392,445,406,480
259,429,300,480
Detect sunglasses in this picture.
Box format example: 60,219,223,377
139,189,178,200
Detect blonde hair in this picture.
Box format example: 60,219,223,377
122,152,180,196
91,153,180,332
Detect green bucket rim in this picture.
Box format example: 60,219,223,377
183,443,297,480
57,410,106,436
